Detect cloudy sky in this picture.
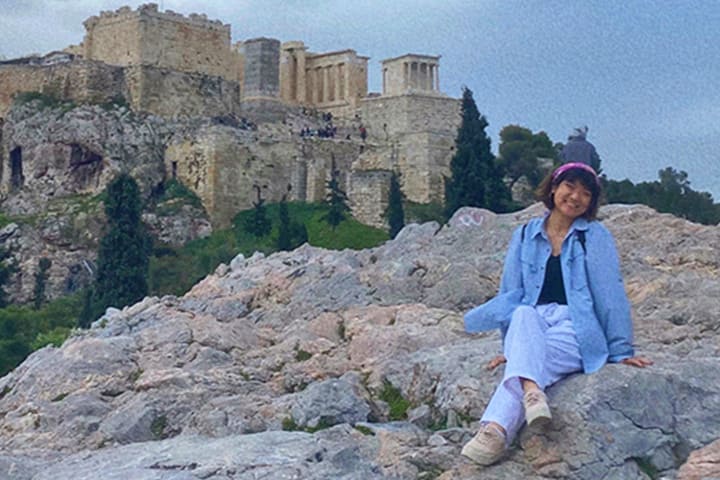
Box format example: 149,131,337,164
2,0,719,197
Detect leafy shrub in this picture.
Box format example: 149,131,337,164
155,179,204,215
0,293,81,376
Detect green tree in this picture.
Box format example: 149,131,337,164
322,160,351,229
384,172,405,238
32,257,52,309
444,87,511,219
0,247,15,308
88,173,150,324
244,185,272,238
604,167,720,225
497,125,557,189
78,288,94,329
277,188,308,251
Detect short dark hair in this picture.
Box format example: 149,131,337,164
535,167,602,220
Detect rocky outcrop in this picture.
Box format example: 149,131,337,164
1,204,719,479
1,101,168,214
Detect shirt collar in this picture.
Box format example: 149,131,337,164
527,212,590,239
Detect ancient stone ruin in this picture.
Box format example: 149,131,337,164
0,3,461,228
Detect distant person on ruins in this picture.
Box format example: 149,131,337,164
460,163,652,467
559,126,601,172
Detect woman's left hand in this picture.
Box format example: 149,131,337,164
620,356,653,368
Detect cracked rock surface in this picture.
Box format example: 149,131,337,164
1,204,719,479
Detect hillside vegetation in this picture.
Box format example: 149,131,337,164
0,201,389,375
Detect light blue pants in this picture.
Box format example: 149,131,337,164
480,303,583,444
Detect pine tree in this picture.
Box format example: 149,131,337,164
322,159,350,230
89,173,150,324
444,87,511,219
384,171,405,238
244,184,272,238
32,257,51,309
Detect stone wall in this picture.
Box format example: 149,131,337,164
359,93,460,138
82,4,235,81
241,38,281,100
357,94,460,203
166,126,362,227
0,58,127,116
349,170,391,229
125,65,240,118
0,57,241,120
395,131,456,203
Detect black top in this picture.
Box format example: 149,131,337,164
537,255,567,305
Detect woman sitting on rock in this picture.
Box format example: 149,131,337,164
461,162,652,466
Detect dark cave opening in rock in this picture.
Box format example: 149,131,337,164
10,146,23,191
69,143,103,189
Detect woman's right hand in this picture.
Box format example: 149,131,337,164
486,354,507,371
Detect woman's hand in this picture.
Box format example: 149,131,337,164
620,356,653,368
486,354,507,370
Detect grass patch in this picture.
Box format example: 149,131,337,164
0,386,11,400
147,202,389,298
150,415,168,439
49,193,104,216
51,392,68,402
13,91,76,116
154,179,204,215
232,201,388,251
354,425,375,436
281,416,333,433
337,321,346,341
379,379,411,421
428,415,448,432
633,457,659,479
404,201,445,225
0,213,14,229
295,348,312,362
30,326,72,350
128,369,144,383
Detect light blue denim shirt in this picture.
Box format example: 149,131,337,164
464,216,635,374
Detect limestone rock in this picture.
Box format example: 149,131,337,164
1,204,720,479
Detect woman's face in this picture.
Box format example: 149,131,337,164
552,179,592,219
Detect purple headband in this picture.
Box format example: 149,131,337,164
552,162,600,186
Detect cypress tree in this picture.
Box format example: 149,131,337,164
277,196,292,251
89,173,150,323
244,185,272,238
444,87,511,219
32,257,51,309
322,160,350,230
384,171,405,238
276,192,308,251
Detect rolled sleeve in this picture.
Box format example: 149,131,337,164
463,226,525,336
586,225,635,362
